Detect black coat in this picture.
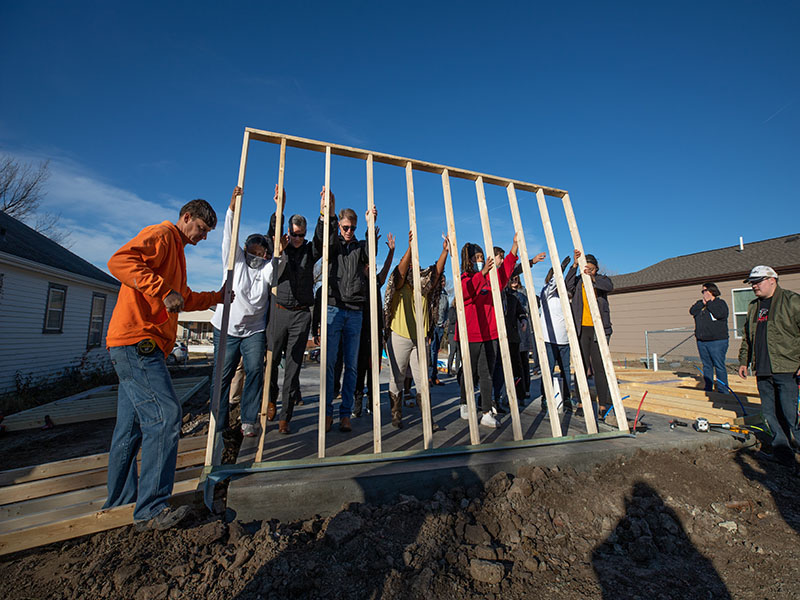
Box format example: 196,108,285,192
314,215,370,310
565,266,613,337
690,298,729,341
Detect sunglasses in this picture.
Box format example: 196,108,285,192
341,225,356,233
289,231,306,238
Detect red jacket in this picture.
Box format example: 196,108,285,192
106,221,222,357
455,253,518,343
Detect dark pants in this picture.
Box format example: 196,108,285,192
492,341,523,404
532,342,572,404
579,326,610,409
697,339,729,391
458,340,497,413
519,350,530,396
429,325,445,380
757,373,800,450
354,314,382,415
447,341,460,375
268,305,312,423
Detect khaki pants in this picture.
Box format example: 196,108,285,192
387,332,427,396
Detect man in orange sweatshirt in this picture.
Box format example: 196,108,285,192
104,199,226,530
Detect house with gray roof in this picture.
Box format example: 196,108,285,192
0,211,120,394
607,234,800,364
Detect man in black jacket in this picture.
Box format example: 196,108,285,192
316,188,376,432
266,187,322,434
565,249,613,415
689,282,730,392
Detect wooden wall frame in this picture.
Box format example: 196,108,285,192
203,126,627,473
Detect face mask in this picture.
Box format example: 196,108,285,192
245,252,265,269
474,261,484,272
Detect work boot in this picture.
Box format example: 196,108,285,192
339,416,352,432
267,401,277,422
415,392,423,408
325,415,333,432
389,392,403,428
278,420,290,434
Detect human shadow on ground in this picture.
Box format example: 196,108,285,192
230,463,485,600
592,481,731,599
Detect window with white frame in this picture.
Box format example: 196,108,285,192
43,283,67,333
731,287,756,339
87,293,107,348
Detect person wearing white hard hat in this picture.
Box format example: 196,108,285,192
737,265,800,467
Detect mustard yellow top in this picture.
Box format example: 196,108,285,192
581,285,594,327
391,282,429,341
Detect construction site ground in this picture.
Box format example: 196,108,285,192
1,363,799,599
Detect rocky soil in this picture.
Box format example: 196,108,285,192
2,443,800,599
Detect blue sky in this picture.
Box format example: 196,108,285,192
1,1,798,293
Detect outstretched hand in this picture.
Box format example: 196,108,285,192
319,187,335,214
273,183,286,206
442,235,450,253
386,232,395,251
481,257,495,276
229,186,243,211
530,252,546,264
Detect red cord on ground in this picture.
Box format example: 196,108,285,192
633,391,648,431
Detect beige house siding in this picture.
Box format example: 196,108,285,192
608,273,800,363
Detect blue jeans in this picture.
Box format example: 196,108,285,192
104,345,182,521
697,339,728,391
212,327,266,426
532,342,572,404
757,373,800,450
326,306,362,418
429,326,445,380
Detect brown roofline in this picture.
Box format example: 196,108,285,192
611,264,800,294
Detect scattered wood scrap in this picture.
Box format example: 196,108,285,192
615,368,760,425
1,376,208,432
0,434,207,556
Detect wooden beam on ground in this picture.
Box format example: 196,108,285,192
406,162,434,448
535,189,597,434
366,154,382,453
561,193,628,433
474,177,522,441
441,170,480,445
506,183,561,437
205,130,250,468
317,147,332,459
256,137,287,463
245,128,567,198
0,478,199,556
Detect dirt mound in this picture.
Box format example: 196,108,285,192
2,445,799,599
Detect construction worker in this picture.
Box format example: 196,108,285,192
737,266,800,467
104,199,227,530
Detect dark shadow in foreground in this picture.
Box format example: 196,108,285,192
592,481,731,600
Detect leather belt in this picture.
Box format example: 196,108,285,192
276,303,310,312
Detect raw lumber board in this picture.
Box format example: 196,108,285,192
0,447,205,505
0,434,207,486
618,380,760,403
0,478,199,556
1,376,208,432
619,397,739,423
0,467,201,535
617,388,753,415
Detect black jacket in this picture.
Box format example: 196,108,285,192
689,298,729,341
565,266,613,337
314,215,369,310
502,288,525,345
266,212,321,309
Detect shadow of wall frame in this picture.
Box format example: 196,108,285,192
203,127,628,473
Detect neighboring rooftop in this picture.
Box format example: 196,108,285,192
613,234,800,292
0,210,119,286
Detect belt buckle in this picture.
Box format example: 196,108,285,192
136,339,157,355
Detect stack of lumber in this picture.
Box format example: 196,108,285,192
2,377,208,431
0,434,207,556
614,368,760,424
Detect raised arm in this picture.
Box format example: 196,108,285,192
313,186,338,257
433,236,450,282
377,233,396,287
393,231,413,290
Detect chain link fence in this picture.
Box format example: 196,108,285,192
644,328,739,373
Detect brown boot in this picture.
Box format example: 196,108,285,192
325,415,333,432
278,420,290,434
339,416,352,432
389,392,403,428
267,401,277,421
415,392,422,408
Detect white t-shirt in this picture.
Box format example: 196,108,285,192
539,279,568,345
210,208,276,337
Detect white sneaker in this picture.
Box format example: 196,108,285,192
460,405,469,420
241,423,257,437
480,412,499,428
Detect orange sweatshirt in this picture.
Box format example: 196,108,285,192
106,221,222,357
